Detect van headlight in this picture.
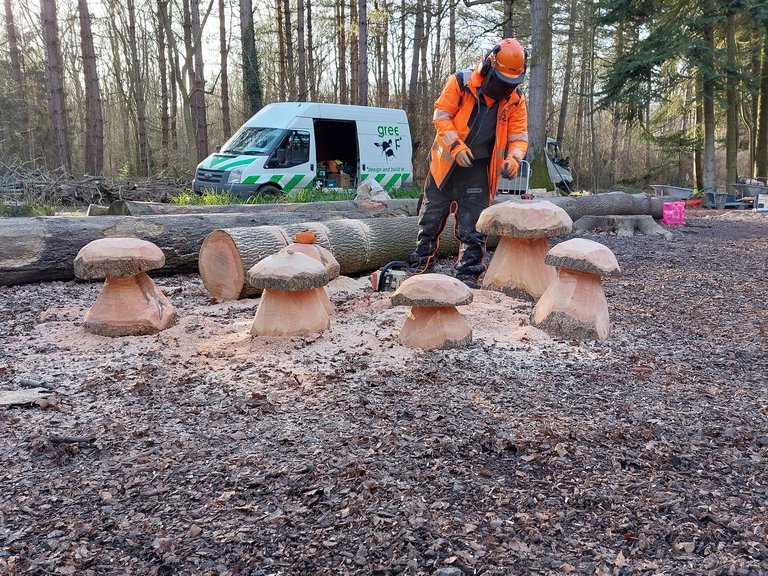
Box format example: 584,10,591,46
229,168,244,184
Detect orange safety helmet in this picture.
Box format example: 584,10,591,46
480,38,527,85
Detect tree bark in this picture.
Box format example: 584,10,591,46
542,191,668,221
725,11,737,185
528,0,553,190
191,0,209,162
556,0,577,148
218,0,231,137
297,0,307,100
702,18,716,193
107,198,419,216
240,0,262,113
336,0,347,104
349,0,359,104
358,0,368,105
755,23,768,180
283,0,297,99
40,0,71,172
1,211,415,287
127,0,149,176
5,0,31,161
307,0,316,101
156,0,170,167
199,217,464,300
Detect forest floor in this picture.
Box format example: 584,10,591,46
1,208,767,576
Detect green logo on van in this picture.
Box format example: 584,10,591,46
377,125,400,138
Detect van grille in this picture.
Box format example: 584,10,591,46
196,169,226,184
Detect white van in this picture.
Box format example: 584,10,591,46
193,102,414,196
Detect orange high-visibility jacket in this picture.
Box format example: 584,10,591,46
429,68,528,198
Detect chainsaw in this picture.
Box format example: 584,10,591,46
370,261,412,291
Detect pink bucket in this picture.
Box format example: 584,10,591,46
662,201,685,226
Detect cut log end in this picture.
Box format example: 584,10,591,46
399,306,472,350
199,230,250,301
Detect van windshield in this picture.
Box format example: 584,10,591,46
220,127,287,155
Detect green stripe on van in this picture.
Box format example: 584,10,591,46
283,174,305,192
374,173,387,184
242,175,261,184
269,175,283,184
383,174,401,189
210,157,257,170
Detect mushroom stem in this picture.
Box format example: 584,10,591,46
400,305,472,350
531,269,610,340
483,236,556,299
84,272,178,336
251,288,330,336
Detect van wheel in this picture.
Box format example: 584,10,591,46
258,184,283,196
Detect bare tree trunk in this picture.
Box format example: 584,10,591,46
297,0,307,100
358,0,368,105
381,0,389,106
419,0,431,103
191,0,209,161
407,0,423,120
608,27,623,186
702,20,716,193
276,0,287,101
219,0,231,137
449,0,455,72
167,8,178,149
527,0,552,189
694,71,703,190
307,0,316,101
40,0,71,172
77,0,104,175
556,0,577,147
182,0,197,158
349,0,359,104
400,0,406,108
157,0,170,167
127,0,149,176
283,0,297,99
4,0,31,161
502,0,513,37
755,23,768,180
725,11,737,184
336,0,347,103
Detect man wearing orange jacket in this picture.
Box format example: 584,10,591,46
410,38,529,287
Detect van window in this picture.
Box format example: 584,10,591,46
221,127,286,155
267,130,310,168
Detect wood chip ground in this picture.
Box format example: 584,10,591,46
1,209,766,575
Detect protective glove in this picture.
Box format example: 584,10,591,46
450,140,474,167
500,157,520,179
455,149,474,168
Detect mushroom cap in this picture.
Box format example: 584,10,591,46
545,238,621,277
476,200,573,238
279,243,340,279
391,273,474,307
74,238,165,280
246,251,331,291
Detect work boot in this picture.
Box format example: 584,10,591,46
409,253,435,274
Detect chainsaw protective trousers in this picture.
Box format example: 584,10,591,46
410,159,491,279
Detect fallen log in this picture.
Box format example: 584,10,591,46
573,214,673,240
108,198,419,217
539,191,667,220
199,216,473,300
0,209,409,286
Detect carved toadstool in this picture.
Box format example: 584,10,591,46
476,200,573,299
277,231,340,315
246,251,332,336
531,238,621,341
390,273,473,349
74,238,178,336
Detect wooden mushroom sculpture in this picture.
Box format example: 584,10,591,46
391,273,473,349
277,230,340,315
247,251,332,336
74,238,178,336
477,200,573,299
531,238,621,341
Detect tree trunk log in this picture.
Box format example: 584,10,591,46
107,198,418,216
199,216,471,300
572,214,673,240
541,192,667,221
0,211,413,286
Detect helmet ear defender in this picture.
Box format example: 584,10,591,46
479,42,529,79
479,44,502,77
